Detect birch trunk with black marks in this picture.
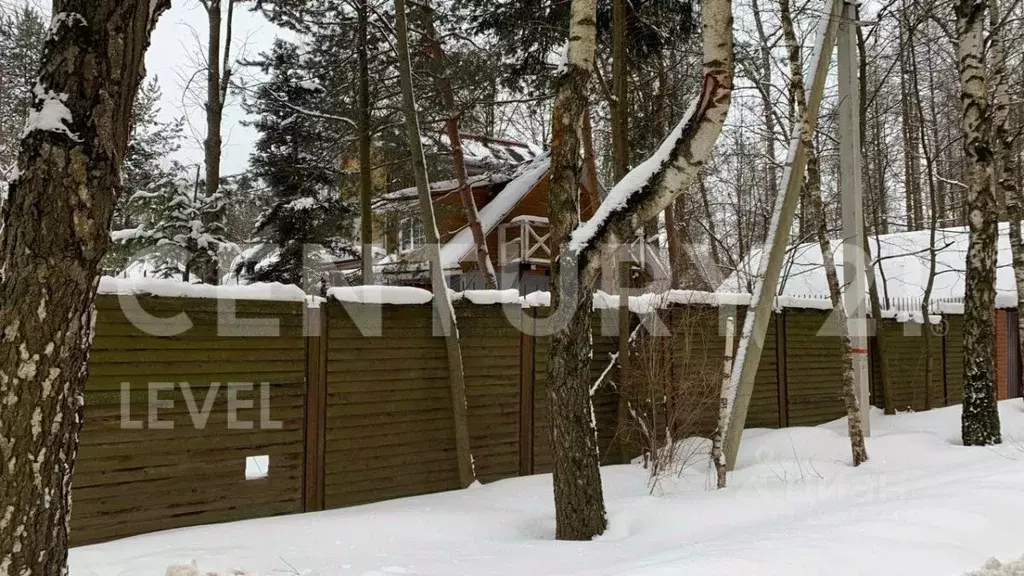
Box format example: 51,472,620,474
0,1,169,573
988,0,1024,402
780,0,866,464
545,0,606,541
956,0,1001,446
393,0,475,485
419,0,496,289
544,0,733,540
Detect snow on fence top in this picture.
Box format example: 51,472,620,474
101,279,960,321
327,286,434,305
97,277,307,302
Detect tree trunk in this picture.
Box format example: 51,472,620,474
0,2,169,573
713,316,736,488
202,0,232,284
955,0,1002,446
545,0,607,541
897,8,922,231
205,0,223,201
779,0,867,464
988,0,1024,405
393,0,475,484
358,0,373,284
546,0,732,540
611,0,628,183
420,0,497,289
908,27,938,412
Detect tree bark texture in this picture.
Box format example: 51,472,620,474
0,2,169,573
955,0,1002,446
545,0,607,541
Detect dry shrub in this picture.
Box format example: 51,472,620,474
616,305,726,491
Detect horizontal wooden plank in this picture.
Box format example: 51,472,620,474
90,348,305,364
73,452,303,488
71,499,300,547
75,438,304,473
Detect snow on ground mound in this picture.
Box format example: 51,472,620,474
72,401,1024,576
966,557,1024,576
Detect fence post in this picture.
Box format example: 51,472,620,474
775,311,789,428
303,303,328,512
518,309,536,476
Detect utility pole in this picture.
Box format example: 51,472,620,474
838,0,870,435
723,0,845,470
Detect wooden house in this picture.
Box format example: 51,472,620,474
373,151,603,292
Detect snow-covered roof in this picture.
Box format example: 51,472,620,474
718,223,1023,308
433,132,543,173
375,173,509,208
379,153,551,270
438,154,550,269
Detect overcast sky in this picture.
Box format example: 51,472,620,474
146,0,281,176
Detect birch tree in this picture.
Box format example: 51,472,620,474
0,1,170,572
546,0,733,539
778,0,867,465
956,0,1002,446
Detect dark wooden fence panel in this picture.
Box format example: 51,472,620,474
532,316,554,474
871,320,945,411
783,311,847,426
72,295,973,547
73,296,307,546
456,303,522,482
944,315,965,404
322,303,460,508
749,312,782,428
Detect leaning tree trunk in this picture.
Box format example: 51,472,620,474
419,0,496,289
988,0,1024,402
779,0,866,464
393,0,475,486
545,0,733,540
956,0,1002,446
0,1,169,573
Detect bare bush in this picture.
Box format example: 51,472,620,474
615,305,726,492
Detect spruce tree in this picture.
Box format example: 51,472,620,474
238,39,352,287
0,3,46,177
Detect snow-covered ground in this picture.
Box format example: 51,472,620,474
71,401,1024,576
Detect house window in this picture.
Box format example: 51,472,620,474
399,216,425,253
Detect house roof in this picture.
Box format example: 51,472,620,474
378,153,550,270
718,223,1023,308
432,132,543,173
373,173,509,209
438,153,550,269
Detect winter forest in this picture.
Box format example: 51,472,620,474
4,0,1024,574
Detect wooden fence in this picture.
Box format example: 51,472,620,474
71,294,965,546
